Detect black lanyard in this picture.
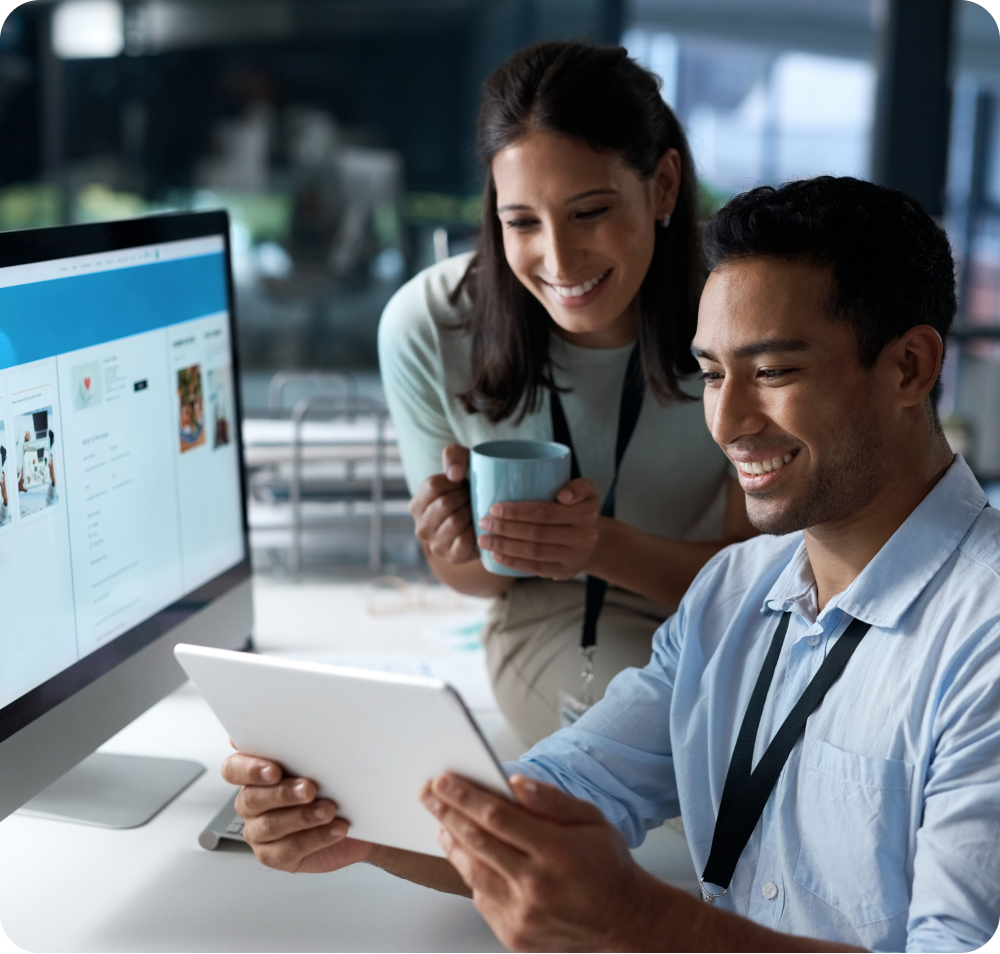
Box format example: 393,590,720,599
549,343,644,651
700,611,872,902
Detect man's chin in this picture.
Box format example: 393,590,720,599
745,497,813,537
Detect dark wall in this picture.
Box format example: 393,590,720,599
0,5,41,184
0,0,622,197
59,29,472,195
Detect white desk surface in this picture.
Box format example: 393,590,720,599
0,578,699,952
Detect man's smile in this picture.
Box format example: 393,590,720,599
729,448,800,488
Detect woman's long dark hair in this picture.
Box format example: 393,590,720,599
454,41,703,424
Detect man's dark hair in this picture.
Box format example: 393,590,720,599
703,176,956,406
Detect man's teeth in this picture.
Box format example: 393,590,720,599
738,453,794,476
553,271,609,298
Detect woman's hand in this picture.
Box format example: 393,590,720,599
477,478,602,580
222,751,374,873
409,445,479,565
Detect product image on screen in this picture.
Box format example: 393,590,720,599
72,360,103,411
208,366,232,449
14,406,58,519
0,418,10,530
0,233,246,714
177,364,205,453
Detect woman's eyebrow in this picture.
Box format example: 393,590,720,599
497,189,618,214
566,188,618,203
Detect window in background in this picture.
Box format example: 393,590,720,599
937,1,1000,489
623,28,875,198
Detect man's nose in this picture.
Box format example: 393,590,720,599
706,376,768,446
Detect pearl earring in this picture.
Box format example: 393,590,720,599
661,212,672,228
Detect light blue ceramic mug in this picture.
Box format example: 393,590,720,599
470,439,572,577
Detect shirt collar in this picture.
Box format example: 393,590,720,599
764,456,987,630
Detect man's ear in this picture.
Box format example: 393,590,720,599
889,325,944,408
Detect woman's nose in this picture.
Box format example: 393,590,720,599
542,224,580,281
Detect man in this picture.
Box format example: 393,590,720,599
224,177,1000,952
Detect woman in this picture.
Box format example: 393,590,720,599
379,41,754,744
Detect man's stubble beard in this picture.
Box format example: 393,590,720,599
744,412,886,537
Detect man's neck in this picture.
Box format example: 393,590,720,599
804,439,955,612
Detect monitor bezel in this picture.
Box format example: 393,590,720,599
0,210,252,746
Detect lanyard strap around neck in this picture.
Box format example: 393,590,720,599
549,343,644,650
700,612,872,900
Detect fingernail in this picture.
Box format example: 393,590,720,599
438,775,458,795
261,765,279,782
478,517,491,530
329,823,346,839
478,536,492,551
294,780,309,800
311,804,329,822
421,792,443,813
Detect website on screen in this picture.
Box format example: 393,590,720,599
0,236,244,710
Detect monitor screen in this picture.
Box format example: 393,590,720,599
0,221,248,740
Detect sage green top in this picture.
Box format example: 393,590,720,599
378,253,733,543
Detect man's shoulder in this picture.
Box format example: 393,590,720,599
956,503,1000,583
693,532,803,597
674,532,803,636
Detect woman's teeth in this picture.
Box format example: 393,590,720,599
738,453,794,476
552,270,609,298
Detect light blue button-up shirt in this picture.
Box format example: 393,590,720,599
511,456,1000,952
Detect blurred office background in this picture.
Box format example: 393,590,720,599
0,0,998,572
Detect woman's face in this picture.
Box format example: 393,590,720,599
492,129,681,348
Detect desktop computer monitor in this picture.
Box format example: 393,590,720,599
0,211,253,826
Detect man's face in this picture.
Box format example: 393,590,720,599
693,258,889,536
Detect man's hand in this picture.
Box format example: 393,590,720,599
421,772,663,952
410,445,478,565
1,470,6,506
222,751,374,873
477,479,602,580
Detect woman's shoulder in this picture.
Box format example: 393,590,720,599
378,252,475,344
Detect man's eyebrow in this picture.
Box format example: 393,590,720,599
691,338,811,361
497,189,618,213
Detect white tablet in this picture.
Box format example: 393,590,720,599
174,644,513,857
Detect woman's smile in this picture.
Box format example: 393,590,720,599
542,268,612,307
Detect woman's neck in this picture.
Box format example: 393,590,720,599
551,297,640,349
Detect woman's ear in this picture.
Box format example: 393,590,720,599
653,148,683,220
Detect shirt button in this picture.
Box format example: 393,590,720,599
761,881,779,900
806,635,821,647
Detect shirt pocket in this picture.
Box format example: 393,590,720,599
793,739,914,926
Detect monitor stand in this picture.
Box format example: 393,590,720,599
17,752,205,829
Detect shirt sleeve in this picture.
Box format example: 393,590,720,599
905,621,1000,953
377,273,460,493
506,605,688,848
